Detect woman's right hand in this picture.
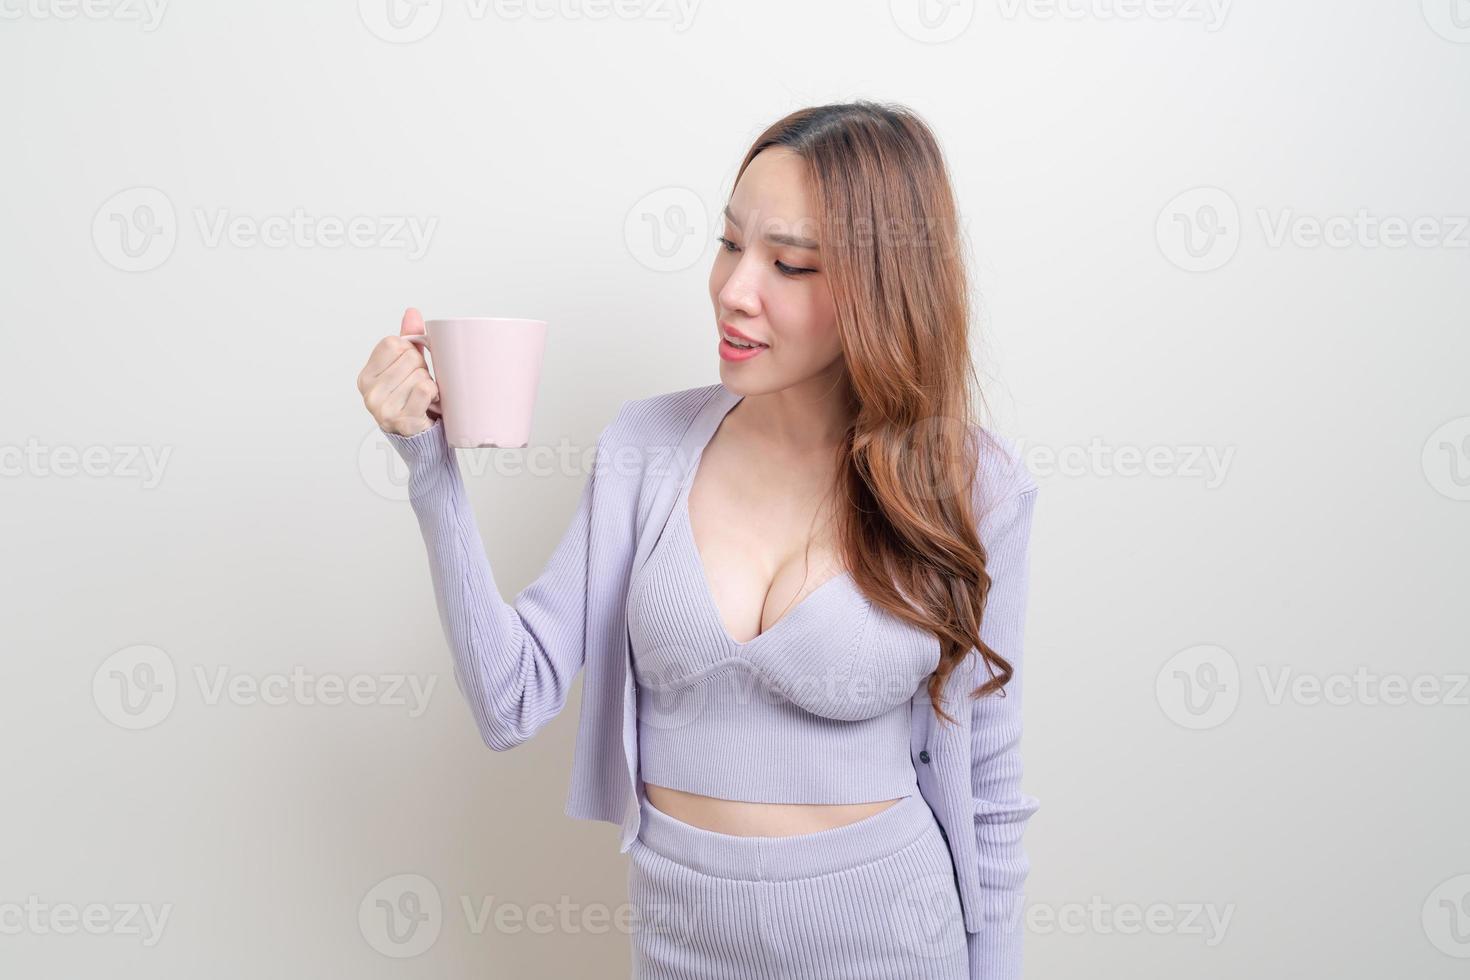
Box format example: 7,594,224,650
358,307,442,438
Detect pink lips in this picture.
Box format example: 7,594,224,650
719,336,767,361
718,322,768,362
721,322,767,346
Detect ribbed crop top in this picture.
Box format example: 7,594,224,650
626,444,942,805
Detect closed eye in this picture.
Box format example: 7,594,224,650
715,236,817,277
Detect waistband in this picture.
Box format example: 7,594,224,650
635,792,939,881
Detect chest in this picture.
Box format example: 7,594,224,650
628,471,941,722
680,439,851,645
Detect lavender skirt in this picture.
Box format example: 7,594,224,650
626,792,969,979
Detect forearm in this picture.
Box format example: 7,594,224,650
386,420,587,750
968,480,1041,979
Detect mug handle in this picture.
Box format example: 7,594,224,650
402,335,442,417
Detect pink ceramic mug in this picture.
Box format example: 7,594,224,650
405,317,547,449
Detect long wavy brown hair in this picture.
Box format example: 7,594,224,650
730,101,1011,727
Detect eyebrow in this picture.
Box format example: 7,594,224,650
723,205,820,250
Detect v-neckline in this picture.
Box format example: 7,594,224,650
676,394,855,652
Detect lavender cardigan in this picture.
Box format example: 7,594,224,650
385,381,1040,979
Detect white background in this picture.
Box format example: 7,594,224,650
2,0,1467,976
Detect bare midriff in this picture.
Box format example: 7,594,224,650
644,782,905,836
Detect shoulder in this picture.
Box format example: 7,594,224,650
968,422,1038,522
599,381,724,450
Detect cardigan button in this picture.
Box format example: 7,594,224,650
918,749,931,764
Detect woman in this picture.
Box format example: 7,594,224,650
356,101,1039,980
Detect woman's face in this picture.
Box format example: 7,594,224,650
708,147,843,387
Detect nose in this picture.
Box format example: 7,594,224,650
716,254,761,319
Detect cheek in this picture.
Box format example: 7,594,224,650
773,290,842,361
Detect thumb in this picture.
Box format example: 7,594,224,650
400,306,425,337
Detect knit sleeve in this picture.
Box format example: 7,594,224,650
966,470,1041,980
383,416,608,751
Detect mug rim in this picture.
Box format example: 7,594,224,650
425,317,547,326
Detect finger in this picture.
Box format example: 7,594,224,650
393,376,438,425
360,334,418,387
400,306,425,337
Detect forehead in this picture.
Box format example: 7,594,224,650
726,148,818,238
